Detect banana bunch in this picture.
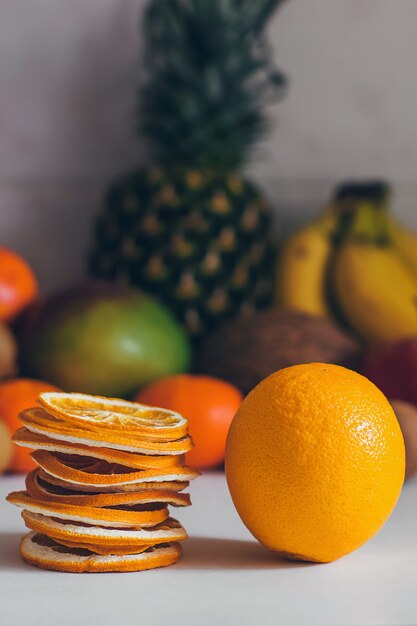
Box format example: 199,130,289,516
333,202,417,343
276,182,417,344
275,210,337,318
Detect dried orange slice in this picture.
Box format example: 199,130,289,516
20,408,193,455
26,469,191,508
22,512,187,547
35,468,190,494
32,450,199,488
52,538,153,556
7,491,169,528
20,532,182,573
38,392,188,441
13,428,184,469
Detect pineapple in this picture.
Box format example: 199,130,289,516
89,0,287,338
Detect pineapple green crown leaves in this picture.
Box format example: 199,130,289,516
140,0,287,171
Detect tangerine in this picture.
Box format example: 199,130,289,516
225,363,405,562
0,378,60,473
0,247,38,322
135,374,242,469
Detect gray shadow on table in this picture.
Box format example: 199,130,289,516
0,533,28,572
177,536,316,571
0,533,318,572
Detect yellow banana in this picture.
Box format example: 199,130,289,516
388,216,417,277
275,211,336,317
333,216,417,344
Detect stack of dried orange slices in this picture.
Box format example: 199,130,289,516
7,392,199,573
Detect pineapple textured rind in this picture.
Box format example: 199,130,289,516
89,169,275,337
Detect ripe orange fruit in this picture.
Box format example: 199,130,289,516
0,247,38,322
0,379,60,473
135,375,242,469
225,363,405,563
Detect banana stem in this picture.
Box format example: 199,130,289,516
343,201,392,246
373,203,391,245
331,181,392,248
350,203,377,241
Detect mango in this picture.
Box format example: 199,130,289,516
20,283,191,398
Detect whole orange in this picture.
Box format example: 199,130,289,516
225,363,405,563
0,378,60,473
0,247,38,322
135,374,242,469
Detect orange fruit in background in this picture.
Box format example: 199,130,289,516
0,247,38,322
0,379,60,473
225,363,405,563
135,374,242,469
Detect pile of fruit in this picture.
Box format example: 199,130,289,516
195,182,417,480
2,0,417,484
2,0,417,571
7,391,198,572
0,246,240,474
3,191,417,481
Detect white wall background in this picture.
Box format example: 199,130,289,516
1,0,416,290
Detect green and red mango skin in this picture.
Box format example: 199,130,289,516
20,283,191,398
362,338,417,406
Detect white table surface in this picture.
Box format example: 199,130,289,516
1,471,416,626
